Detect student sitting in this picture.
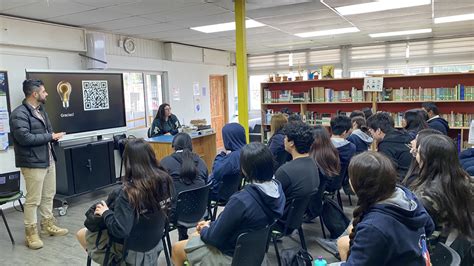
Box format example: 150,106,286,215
171,143,285,265
460,147,474,176
367,112,412,180
422,102,449,135
275,121,319,229
208,123,246,201
347,116,373,153
76,139,173,265
336,151,434,265
267,113,291,170
328,115,356,194
160,133,208,240
410,135,473,241
305,126,341,221
402,109,428,139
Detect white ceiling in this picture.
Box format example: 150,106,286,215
0,0,473,55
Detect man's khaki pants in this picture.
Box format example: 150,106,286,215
21,163,56,226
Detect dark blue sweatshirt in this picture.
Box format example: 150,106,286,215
343,186,435,266
267,130,292,170
208,123,246,199
427,116,449,135
347,129,373,153
460,148,474,176
200,181,285,256
378,130,413,180
327,138,356,192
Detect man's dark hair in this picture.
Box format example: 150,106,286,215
350,110,364,119
282,121,313,154
367,112,395,133
287,113,302,123
23,79,44,97
421,102,439,115
240,143,275,182
361,107,373,119
330,115,352,135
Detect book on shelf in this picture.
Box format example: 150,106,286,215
263,87,371,103
378,85,474,102
387,111,473,128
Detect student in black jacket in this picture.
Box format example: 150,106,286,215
267,113,291,170
76,139,173,265
422,102,449,135
171,143,285,265
160,133,208,240
367,112,412,180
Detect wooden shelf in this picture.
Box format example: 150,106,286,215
395,126,469,130
262,101,372,105
378,100,474,104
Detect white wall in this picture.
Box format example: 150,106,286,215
0,17,236,208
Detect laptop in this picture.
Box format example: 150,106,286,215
0,171,20,197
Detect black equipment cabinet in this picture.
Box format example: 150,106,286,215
55,138,116,196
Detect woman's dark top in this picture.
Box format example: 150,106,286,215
150,114,181,137
267,130,292,169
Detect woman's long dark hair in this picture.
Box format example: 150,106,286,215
412,135,473,237
310,126,340,177
403,128,442,186
404,109,428,133
347,152,397,259
155,103,170,122
172,133,198,185
122,138,173,215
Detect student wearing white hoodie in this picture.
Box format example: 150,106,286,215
347,116,373,153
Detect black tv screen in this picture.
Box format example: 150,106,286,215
25,71,126,136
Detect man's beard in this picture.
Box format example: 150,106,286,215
37,95,46,104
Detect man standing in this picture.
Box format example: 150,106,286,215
9,79,68,250
422,102,449,135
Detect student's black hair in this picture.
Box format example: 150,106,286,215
403,128,442,187
351,116,369,134
421,102,439,115
171,133,198,185
366,112,395,134
330,115,352,136
412,135,473,238
23,79,44,97
347,151,397,259
282,121,314,154
361,107,373,119
287,113,302,123
349,110,364,119
403,109,428,132
310,126,340,177
155,103,170,122
240,142,274,182
416,108,429,121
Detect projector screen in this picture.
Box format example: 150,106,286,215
25,71,126,138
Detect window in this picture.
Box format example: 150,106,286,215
249,75,267,111
145,74,163,125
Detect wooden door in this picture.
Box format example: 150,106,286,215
210,75,228,150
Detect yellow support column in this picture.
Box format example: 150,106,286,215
235,0,249,142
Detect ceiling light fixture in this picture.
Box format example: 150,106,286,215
295,27,360,38
369,28,432,38
190,19,264,33
434,13,474,24
335,0,431,16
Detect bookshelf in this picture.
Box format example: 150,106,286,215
260,73,474,149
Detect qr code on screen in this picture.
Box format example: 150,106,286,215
82,80,110,111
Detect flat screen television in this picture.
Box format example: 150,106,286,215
25,71,126,141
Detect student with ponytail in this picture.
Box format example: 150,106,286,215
347,116,373,153
161,133,208,240
337,151,434,265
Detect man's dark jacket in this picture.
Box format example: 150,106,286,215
9,100,56,168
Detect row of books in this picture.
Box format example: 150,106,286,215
379,85,474,102
390,112,474,128
262,87,371,103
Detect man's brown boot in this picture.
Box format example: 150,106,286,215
41,217,68,236
25,225,43,250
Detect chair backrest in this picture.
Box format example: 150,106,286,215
216,173,242,203
431,242,461,266
232,225,271,266
175,184,210,224
125,210,166,253
283,196,311,234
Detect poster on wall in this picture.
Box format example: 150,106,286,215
193,82,200,96
0,71,11,150
172,87,181,101
193,95,201,113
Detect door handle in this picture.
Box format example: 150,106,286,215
85,159,93,173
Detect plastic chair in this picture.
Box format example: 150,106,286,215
0,191,24,244
271,196,311,266
164,184,210,254
431,242,461,266
209,173,243,221
232,225,272,266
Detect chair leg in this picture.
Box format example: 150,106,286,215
272,235,282,266
336,190,343,209
0,208,15,245
162,236,172,266
319,216,327,239
297,227,307,251
165,225,172,255
18,199,24,212
86,255,92,266
348,194,353,206
212,205,218,221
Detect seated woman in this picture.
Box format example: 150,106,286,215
267,113,291,170
336,151,434,265
171,142,285,265
160,133,208,240
347,116,373,153
410,134,473,242
460,147,474,176
208,123,246,201
402,109,428,140
76,139,173,265
149,103,181,137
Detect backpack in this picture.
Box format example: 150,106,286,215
321,195,350,239
280,248,313,266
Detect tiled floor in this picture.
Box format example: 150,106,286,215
0,185,354,265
